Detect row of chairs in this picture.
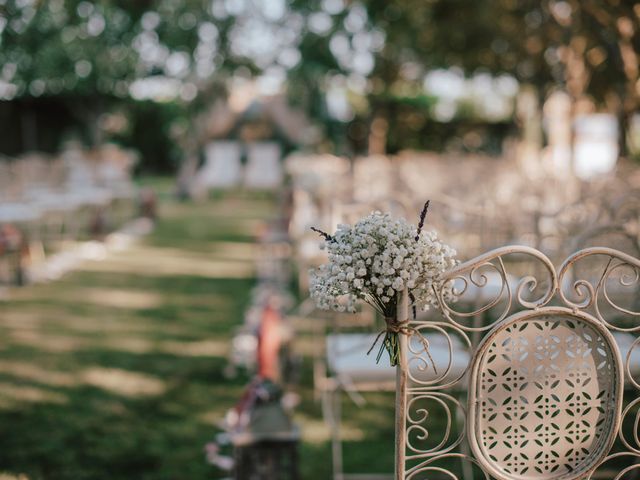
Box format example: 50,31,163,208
284,152,640,479
0,143,139,285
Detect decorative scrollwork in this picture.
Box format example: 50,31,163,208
406,323,471,389
436,246,557,332
618,397,640,455
405,392,466,457
558,247,640,331
588,452,640,480
400,246,640,479
406,453,491,479
625,337,640,390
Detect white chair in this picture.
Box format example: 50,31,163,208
198,140,243,189
244,142,282,189
323,328,471,480
396,246,640,480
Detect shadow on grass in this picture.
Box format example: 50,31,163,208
0,368,245,480
0,190,287,479
0,271,258,479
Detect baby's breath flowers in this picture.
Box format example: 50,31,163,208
309,204,457,366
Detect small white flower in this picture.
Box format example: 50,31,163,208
309,211,457,315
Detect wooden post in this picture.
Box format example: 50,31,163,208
395,289,409,480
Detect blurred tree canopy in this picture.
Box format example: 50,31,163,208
303,0,640,154
0,0,243,171
0,0,638,166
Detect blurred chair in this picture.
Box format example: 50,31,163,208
0,143,140,285
196,140,243,190
244,141,283,189
319,309,470,480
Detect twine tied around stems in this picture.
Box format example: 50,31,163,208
367,317,438,373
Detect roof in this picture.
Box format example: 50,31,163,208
203,95,317,146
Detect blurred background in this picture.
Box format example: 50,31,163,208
0,0,639,479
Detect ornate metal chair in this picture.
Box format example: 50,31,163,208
396,246,640,480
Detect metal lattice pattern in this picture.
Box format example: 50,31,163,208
397,246,640,480
471,313,621,479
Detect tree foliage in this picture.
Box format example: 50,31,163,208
285,0,639,153
0,0,638,160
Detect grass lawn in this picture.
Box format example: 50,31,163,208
0,183,402,479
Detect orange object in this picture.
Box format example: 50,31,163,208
257,304,281,381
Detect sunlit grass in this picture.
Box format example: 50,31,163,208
0,184,262,479
0,184,402,479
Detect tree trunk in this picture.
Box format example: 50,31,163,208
368,103,389,155
20,107,38,151
618,107,629,159
89,97,104,147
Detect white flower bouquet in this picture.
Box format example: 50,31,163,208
309,202,457,366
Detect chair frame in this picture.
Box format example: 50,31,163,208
395,245,640,480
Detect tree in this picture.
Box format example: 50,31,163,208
286,0,639,155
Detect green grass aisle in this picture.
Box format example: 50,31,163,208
0,188,273,480
0,185,398,480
